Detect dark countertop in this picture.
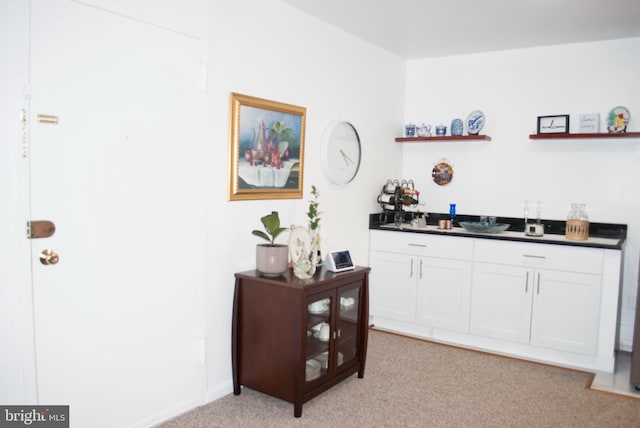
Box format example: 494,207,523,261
369,212,627,250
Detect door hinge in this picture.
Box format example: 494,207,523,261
27,220,56,239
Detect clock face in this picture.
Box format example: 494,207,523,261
321,121,361,185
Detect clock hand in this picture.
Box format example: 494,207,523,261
339,149,354,165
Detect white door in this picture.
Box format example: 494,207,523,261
29,1,206,427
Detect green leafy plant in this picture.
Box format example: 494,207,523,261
307,185,321,231
252,211,288,245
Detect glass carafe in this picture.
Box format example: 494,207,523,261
567,203,588,221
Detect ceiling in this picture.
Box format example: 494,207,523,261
282,0,640,59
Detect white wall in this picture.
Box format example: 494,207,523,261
0,0,404,416
203,0,405,399
403,38,640,350
7,0,637,424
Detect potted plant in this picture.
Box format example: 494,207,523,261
252,211,289,275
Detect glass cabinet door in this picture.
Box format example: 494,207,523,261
336,285,361,369
305,294,332,383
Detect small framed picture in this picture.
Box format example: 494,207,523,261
579,113,600,133
537,115,570,134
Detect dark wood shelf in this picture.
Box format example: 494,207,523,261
529,132,640,140
396,134,491,142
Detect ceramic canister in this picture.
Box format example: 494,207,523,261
404,123,417,137
451,118,463,136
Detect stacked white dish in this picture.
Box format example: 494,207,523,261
305,359,321,381
314,351,344,369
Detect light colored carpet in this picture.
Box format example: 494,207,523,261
157,329,640,427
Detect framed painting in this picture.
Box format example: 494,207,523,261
228,93,306,200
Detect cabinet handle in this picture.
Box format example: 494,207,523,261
525,271,529,293
522,254,546,259
408,243,426,247
537,272,541,294
419,259,423,279
410,258,414,278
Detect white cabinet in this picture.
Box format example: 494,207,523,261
368,228,623,372
470,239,602,355
529,269,601,354
470,263,533,344
369,251,417,323
416,257,472,332
369,230,472,333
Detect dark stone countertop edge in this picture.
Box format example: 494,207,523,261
368,212,627,250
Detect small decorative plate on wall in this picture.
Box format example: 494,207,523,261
607,106,630,132
432,161,453,185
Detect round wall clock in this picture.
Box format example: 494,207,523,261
320,121,361,185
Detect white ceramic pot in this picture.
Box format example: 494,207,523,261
256,244,289,275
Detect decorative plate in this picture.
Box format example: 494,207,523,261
466,110,485,135
432,162,453,186
607,106,630,132
288,226,310,264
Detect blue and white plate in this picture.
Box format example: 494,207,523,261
466,110,485,135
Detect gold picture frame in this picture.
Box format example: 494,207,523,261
228,93,306,200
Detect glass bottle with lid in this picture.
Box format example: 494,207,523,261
567,203,588,221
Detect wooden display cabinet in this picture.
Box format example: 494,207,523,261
232,266,370,417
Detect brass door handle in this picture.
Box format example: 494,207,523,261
40,249,59,265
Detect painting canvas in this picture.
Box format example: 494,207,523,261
228,93,306,200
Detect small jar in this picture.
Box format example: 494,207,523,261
566,203,589,240
404,123,417,137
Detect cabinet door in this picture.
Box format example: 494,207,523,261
336,282,363,373
305,291,334,384
416,258,472,333
470,263,533,343
530,269,601,355
369,251,417,322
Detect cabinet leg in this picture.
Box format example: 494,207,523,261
294,403,302,418
358,365,366,378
